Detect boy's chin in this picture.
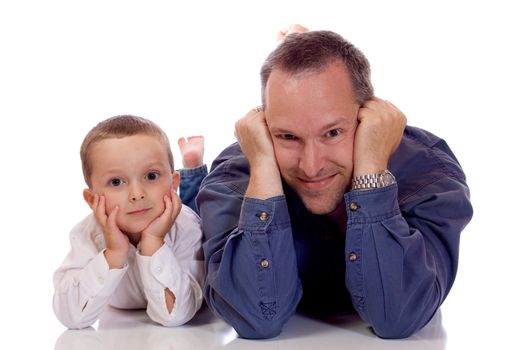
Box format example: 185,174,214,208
120,222,152,242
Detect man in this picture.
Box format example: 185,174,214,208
196,29,473,339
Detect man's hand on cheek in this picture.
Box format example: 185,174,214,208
353,97,406,176
235,107,284,199
235,107,277,168
92,194,129,269
139,189,182,256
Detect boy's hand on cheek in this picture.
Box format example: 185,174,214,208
93,194,129,269
139,189,182,256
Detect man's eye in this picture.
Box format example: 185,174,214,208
110,178,122,186
146,172,160,181
327,129,341,137
280,134,297,141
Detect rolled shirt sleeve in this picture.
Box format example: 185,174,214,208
344,128,473,338
135,205,204,327
53,216,128,329
53,206,204,329
197,145,302,339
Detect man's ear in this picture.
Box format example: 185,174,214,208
83,189,96,209
172,171,181,190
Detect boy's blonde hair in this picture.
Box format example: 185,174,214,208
80,115,174,188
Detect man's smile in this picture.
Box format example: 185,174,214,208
297,174,337,191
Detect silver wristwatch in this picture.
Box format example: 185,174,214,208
351,170,396,190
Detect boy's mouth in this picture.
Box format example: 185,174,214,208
127,207,152,215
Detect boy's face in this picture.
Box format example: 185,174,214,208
84,134,179,235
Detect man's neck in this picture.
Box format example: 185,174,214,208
326,200,348,235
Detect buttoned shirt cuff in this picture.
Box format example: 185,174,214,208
178,164,208,177
347,184,400,223
79,251,128,297
238,195,290,234
136,244,178,290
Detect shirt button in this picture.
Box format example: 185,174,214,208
155,266,162,273
97,276,104,284
349,202,359,211
260,259,270,268
259,212,269,221
349,252,358,262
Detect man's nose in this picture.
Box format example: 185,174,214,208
299,141,324,178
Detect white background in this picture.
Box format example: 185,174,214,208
1,0,524,348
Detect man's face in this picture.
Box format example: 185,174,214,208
265,61,360,215
85,134,178,236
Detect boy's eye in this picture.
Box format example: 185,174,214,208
110,178,122,187
327,129,341,138
146,172,160,181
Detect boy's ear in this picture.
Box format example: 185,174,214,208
172,171,181,190
83,189,96,209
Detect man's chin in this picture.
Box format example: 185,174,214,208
300,196,340,215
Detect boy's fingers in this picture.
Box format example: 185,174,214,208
163,194,172,218
94,195,107,224
92,193,99,211
171,189,182,220
107,206,120,233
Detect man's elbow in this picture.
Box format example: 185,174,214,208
234,319,284,339
369,309,436,339
207,295,285,339
371,320,420,339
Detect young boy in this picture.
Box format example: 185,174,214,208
53,115,206,329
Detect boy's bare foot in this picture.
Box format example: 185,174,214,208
178,136,204,168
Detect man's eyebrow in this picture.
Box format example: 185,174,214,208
320,117,356,130
270,117,355,133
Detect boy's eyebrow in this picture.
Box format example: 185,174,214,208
99,167,123,175
143,160,168,168
95,160,170,178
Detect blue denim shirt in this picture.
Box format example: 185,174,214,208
194,126,473,339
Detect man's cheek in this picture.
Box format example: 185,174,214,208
274,148,294,171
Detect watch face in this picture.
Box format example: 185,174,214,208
380,171,395,186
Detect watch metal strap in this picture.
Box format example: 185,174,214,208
351,170,395,190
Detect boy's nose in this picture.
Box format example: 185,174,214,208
130,194,145,201
129,184,145,202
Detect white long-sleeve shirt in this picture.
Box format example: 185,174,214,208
53,205,204,329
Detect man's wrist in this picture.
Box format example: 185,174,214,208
246,162,284,200
351,170,396,190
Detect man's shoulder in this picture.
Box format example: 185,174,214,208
391,126,468,202
201,142,250,191
210,142,247,169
